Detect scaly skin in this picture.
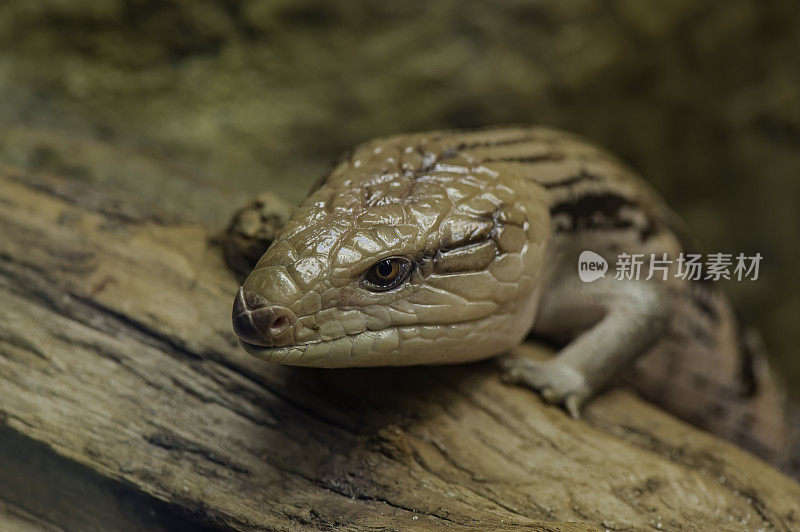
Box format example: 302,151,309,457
232,126,792,468
237,129,551,366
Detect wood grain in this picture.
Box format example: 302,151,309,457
1,168,798,531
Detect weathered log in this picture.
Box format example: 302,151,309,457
1,168,799,531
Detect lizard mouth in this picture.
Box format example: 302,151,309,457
238,339,297,358
238,325,430,366
237,329,398,367
237,314,508,368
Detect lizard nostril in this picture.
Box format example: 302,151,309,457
272,315,289,332
261,307,296,337
232,288,297,346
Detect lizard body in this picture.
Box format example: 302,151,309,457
231,126,790,466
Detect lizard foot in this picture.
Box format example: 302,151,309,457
498,357,591,418
217,192,294,281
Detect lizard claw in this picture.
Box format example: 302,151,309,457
565,395,582,419
498,356,590,418
541,386,561,404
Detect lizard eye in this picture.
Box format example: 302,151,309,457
361,257,413,292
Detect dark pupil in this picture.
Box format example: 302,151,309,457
376,260,395,279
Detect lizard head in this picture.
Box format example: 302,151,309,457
232,133,550,367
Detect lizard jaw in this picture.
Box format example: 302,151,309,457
238,328,405,368
238,313,525,368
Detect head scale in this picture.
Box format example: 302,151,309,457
232,132,550,367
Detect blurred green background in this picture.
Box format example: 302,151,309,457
1,0,798,395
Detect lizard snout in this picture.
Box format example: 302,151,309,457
232,287,298,346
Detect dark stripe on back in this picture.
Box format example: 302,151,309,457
536,169,602,189
682,282,721,323
549,191,657,241
455,136,534,151
734,309,759,397
481,153,565,165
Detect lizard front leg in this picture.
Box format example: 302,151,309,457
217,192,295,281
500,278,672,417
